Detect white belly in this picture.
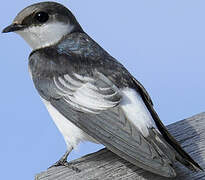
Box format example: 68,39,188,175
42,99,98,149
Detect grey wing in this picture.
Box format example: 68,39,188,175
34,69,176,177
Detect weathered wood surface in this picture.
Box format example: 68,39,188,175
35,113,205,180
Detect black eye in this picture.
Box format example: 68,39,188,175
34,12,49,23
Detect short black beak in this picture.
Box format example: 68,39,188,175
2,23,25,33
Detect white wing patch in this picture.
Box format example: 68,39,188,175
53,73,156,137
120,88,157,137
53,73,121,113
54,73,156,137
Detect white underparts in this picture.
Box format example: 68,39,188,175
17,22,74,50
42,99,98,149
120,88,156,137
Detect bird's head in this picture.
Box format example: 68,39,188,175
2,1,83,50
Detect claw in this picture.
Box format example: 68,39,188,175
48,149,81,173
49,159,68,168
49,161,81,172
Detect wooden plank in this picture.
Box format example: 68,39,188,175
35,113,205,180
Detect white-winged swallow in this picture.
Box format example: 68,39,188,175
2,1,203,177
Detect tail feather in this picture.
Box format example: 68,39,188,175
176,155,203,172
148,127,203,172
142,96,203,172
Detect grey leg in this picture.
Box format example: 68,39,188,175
51,150,71,167
49,148,81,172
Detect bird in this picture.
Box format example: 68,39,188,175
2,1,203,177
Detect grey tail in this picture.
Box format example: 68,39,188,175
142,95,203,172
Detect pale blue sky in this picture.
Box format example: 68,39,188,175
1,0,205,179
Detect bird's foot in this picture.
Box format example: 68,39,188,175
48,149,71,169
49,160,81,173
49,158,68,168
48,148,81,172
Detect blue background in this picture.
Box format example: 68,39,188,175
1,0,204,179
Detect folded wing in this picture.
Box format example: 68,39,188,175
34,67,176,177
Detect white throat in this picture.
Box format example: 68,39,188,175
17,22,74,50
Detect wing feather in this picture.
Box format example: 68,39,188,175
50,98,176,177
51,72,121,113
